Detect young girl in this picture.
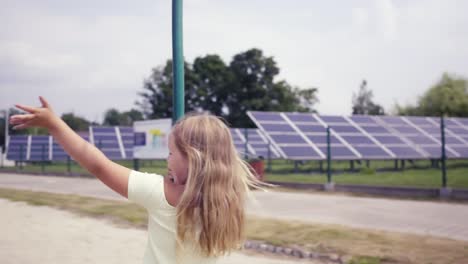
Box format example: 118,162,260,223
10,96,262,263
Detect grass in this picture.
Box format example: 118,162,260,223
266,168,468,189
1,187,467,264
265,159,468,189
1,159,468,189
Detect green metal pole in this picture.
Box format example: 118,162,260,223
326,127,331,183
19,144,23,171
133,158,140,171
172,0,185,123
440,116,447,188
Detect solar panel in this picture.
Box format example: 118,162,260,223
361,125,390,134
280,146,322,159
306,135,340,144
284,113,318,122
349,115,377,124
403,116,468,158
372,116,428,159
91,126,125,160
315,115,390,159
6,135,28,161
6,126,135,162
230,128,281,159
29,136,50,161
119,126,134,159
247,111,468,161
353,146,391,158
386,146,423,159
52,140,69,161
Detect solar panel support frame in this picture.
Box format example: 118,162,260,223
344,116,396,159
115,127,126,159
451,118,468,130
48,136,53,160
26,135,32,160
254,129,281,158
372,116,428,158
313,114,362,159
427,117,468,146
402,116,459,158
89,126,95,145
246,112,288,159
281,113,326,159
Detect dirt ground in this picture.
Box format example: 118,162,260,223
0,198,318,264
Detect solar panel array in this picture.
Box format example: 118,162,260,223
7,126,134,161
248,111,468,160
8,115,467,162
230,128,281,159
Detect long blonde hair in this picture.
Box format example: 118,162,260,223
172,113,261,257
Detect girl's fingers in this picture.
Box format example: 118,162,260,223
15,104,36,113
39,96,50,109
10,114,35,125
11,114,35,121
12,121,32,130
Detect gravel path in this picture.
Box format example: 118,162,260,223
0,198,316,264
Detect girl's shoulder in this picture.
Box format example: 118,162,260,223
128,170,174,210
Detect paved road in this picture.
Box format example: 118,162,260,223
1,173,468,241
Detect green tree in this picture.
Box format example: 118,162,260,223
191,54,233,118
352,80,385,115
226,48,317,127
397,73,468,117
136,60,200,119
295,87,319,112
124,109,144,123
137,49,319,127
103,108,143,126
61,113,91,131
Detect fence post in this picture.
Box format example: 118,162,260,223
67,155,71,175
440,116,447,188
325,127,334,191
0,146,3,169
133,158,140,171
19,144,24,171
41,144,45,174
439,116,452,198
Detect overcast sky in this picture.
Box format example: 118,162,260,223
1,0,467,123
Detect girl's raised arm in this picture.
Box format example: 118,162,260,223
10,96,130,198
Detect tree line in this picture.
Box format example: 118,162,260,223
1,48,467,148
136,48,318,127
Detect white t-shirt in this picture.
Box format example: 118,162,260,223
127,170,218,264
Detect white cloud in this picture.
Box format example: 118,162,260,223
1,0,467,121
376,0,398,41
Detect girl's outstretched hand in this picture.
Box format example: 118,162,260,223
10,96,59,131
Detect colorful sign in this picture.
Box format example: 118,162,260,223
133,119,172,159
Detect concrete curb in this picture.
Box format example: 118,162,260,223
244,240,349,263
